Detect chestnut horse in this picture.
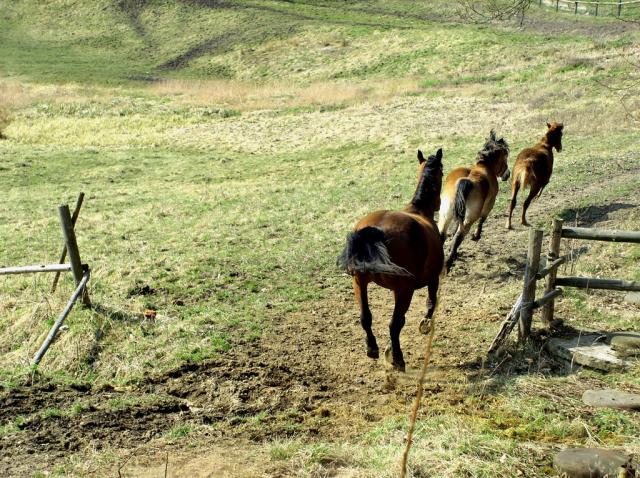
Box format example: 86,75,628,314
337,148,444,372
438,131,510,272
507,122,564,229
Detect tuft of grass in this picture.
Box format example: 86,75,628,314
167,424,191,439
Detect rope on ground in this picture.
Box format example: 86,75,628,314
399,316,437,478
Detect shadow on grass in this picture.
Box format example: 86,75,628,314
85,304,144,367
558,202,636,227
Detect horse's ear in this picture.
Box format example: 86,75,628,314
558,123,564,130
490,129,496,140
546,122,551,129
417,150,425,164
436,148,443,161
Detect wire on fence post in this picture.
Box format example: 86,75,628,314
400,318,436,478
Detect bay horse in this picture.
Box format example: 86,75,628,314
507,122,564,229
337,148,444,372
438,130,510,272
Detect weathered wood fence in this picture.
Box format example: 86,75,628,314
490,219,640,352
539,0,640,16
0,194,91,365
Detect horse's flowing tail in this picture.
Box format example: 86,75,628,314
514,165,535,191
454,178,473,225
337,226,411,276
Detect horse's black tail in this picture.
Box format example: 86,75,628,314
337,226,411,276
454,178,474,225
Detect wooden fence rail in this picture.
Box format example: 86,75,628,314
1,196,92,365
0,264,72,275
32,268,91,365
539,0,640,16
490,218,639,352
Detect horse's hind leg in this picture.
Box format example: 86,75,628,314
354,276,378,359
445,223,470,272
471,216,486,241
506,179,520,230
385,289,413,372
438,201,454,243
419,278,439,335
521,185,541,227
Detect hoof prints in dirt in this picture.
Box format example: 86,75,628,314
148,356,332,435
0,355,333,468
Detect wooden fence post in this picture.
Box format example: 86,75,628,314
556,0,560,11
575,1,578,14
618,0,623,16
58,204,91,307
595,0,599,16
32,269,90,365
541,218,563,325
519,229,543,341
51,192,84,293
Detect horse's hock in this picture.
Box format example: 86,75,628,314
490,218,640,371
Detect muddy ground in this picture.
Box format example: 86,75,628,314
1,182,638,477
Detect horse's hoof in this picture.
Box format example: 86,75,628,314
392,362,406,373
384,346,405,372
367,347,379,359
471,234,480,242
419,318,432,335
384,345,392,362
522,221,531,227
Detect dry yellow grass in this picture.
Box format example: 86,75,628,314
150,77,423,111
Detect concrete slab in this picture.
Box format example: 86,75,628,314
624,291,640,305
582,389,640,411
610,333,640,358
547,334,627,371
554,448,635,478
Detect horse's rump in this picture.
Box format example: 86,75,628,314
513,161,537,190
454,178,474,224
337,225,412,277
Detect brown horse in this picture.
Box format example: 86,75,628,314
438,131,510,272
507,122,564,229
337,148,444,372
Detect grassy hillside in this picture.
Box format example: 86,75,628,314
1,1,639,476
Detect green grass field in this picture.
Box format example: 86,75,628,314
1,1,640,476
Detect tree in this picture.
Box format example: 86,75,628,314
458,0,534,26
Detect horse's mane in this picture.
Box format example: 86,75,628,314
477,130,509,163
411,153,442,210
